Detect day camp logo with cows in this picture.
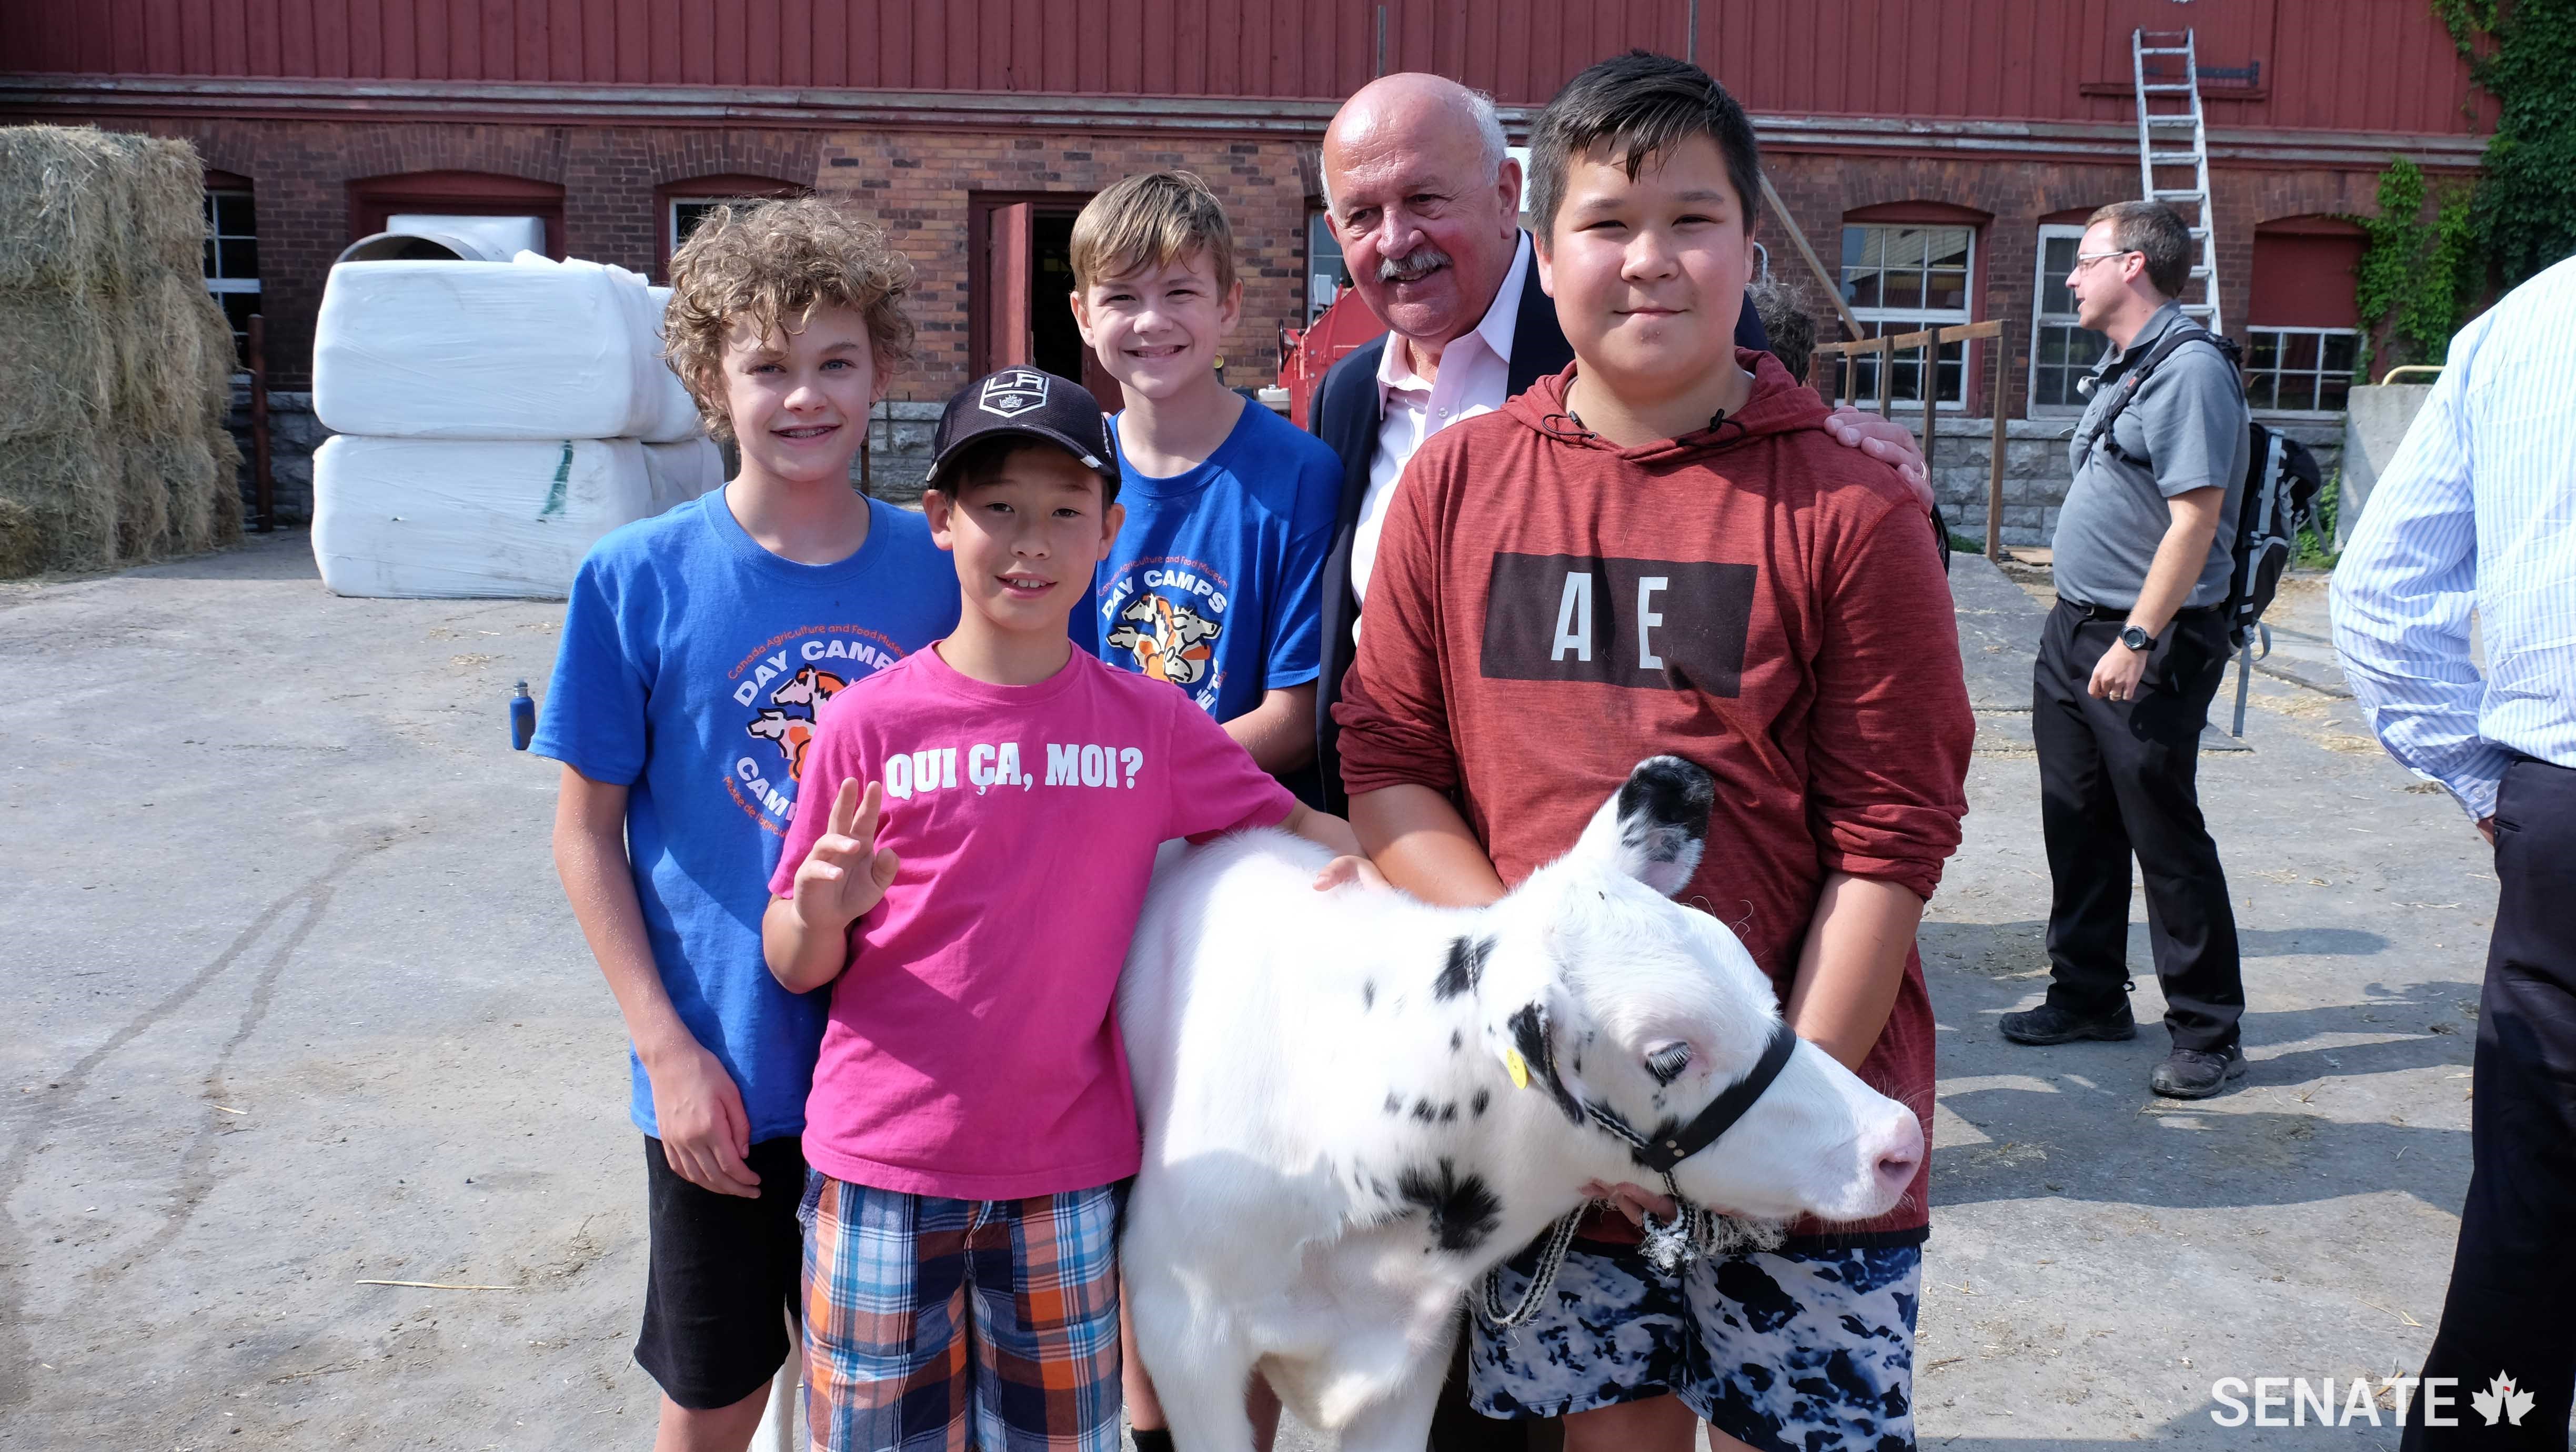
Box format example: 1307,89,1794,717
1096,554,1230,711
723,623,908,834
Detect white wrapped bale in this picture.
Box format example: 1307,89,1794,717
644,437,726,515
641,284,707,443
310,435,657,599
314,260,661,439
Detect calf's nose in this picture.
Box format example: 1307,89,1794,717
1872,1114,1926,1196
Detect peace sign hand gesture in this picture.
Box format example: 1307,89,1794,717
790,778,902,931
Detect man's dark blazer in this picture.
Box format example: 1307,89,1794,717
1305,246,1770,810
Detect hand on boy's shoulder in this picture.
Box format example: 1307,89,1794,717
1821,407,1937,513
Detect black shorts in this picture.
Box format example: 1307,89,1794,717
635,1134,806,1410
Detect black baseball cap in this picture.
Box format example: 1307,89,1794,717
924,367,1123,500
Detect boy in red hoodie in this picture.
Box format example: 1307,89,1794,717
1335,52,1974,1452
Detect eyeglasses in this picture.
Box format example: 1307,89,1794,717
2071,249,2138,272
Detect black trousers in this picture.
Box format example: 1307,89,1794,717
2032,599,2243,1050
2404,757,2576,1451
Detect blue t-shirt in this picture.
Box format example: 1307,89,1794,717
532,490,960,1144
1082,400,1341,725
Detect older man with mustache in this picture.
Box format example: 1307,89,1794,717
1307,72,1936,812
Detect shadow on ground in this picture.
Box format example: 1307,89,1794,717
1917,917,2477,1218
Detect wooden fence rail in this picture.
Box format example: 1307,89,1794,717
1807,319,2011,561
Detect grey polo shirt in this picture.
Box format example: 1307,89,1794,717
2049,301,2250,612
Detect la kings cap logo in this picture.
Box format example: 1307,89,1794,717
979,368,1050,418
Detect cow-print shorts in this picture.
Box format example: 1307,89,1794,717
1470,1236,1923,1451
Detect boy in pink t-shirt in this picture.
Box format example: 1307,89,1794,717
764,368,1361,1452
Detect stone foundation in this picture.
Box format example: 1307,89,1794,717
227,387,329,525
1921,413,2344,549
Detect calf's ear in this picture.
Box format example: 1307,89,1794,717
1570,755,1715,898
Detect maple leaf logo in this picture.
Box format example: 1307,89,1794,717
2471,1372,2534,1427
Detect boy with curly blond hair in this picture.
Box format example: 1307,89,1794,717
533,196,958,1450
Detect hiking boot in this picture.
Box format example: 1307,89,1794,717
1999,1002,2138,1045
2151,1043,2249,1099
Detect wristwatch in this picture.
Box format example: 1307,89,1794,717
2119,624,2157,652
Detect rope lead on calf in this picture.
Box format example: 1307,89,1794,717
1476,1206,1587,1329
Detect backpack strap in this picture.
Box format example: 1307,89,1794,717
2078,323,2240,468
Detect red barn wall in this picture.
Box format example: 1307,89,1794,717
4,0,2482,132
1,1,2486,400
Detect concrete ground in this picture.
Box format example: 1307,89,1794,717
0,535,2510,1449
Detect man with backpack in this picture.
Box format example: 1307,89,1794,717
2004,199,2253,1099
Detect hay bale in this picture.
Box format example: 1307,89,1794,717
182,281,242,433
0,126,240,570
96,274,228,438
0,291,111,440
152,427,238,553
116,435,174,559
0,127,117,294
106,431,239,559
0,126,208,297
0,496,44,578
107,132,206,281
0,434,118,575
205,423,244,546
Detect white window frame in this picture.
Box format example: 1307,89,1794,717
203,188,258,376
1838,223,1976,411
2028,224,2109,416
669,196,736,255
2243,326,2360,416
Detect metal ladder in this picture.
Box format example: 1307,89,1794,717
2131,28,2222,334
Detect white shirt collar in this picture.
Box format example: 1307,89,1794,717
1375,231,1533,392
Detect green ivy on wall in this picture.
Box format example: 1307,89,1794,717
2355,3,2574,371
2353,159,2480,370
2434,0,2576,288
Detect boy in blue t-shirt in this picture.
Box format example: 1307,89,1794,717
532,198,955,1451
1068,171,1343,806
1064,169,1342,1448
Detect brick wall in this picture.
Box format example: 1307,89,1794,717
88,111,2391,406
107,116,824,387
1759,150,2391,421
89,115,1307,399
812,129,1312,398
48,112,2399,528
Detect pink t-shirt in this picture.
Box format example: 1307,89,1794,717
770,643,1297,1199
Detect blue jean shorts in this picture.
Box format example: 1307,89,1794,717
1469,1235,1923,1451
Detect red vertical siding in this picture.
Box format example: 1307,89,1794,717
2,0,2481,132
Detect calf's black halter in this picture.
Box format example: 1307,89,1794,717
1478,1018,1800,1328
1586,1017,1800,1175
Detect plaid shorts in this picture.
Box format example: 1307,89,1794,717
798,1174,1122,1452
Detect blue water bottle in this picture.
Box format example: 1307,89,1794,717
510,680,536,751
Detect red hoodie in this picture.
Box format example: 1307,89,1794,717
1335,352,1972,1244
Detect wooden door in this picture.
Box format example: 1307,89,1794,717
980,201,1033,373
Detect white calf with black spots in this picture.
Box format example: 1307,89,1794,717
1118,757,1925,1451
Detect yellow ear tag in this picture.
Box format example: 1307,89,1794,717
1505,1048,1531,1090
